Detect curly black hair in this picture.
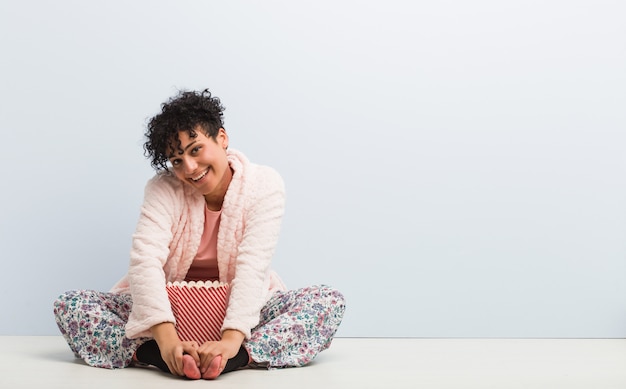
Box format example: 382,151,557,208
144,88,225,171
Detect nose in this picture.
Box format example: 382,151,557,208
182,157,198,174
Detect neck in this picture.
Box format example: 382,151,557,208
203,167,233,211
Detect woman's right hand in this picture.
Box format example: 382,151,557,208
151,322,200,376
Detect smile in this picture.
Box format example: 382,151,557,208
191,169,208,182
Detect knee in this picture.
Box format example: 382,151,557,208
53,290,78,315
53,289,92,317
54,289,85,304
315,285,346,317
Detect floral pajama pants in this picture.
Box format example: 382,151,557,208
53,285,345,370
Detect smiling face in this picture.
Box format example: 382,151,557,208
168,126,232,210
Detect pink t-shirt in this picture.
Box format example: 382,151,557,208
185,206,221,282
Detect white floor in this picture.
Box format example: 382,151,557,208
1,336,625,389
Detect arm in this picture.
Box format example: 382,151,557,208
221,166,286,337
126,175,182,338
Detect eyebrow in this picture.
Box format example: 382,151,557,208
168,140,198,159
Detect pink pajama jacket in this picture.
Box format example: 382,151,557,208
110,149,287,340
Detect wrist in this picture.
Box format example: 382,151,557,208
221,329,245,346
150,322,180,346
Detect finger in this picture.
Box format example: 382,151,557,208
173,351,184,376
197,343,215,360
160,351,178,376
184,347,201,365
200,351,216,373
219,355,227,373
166,357,183,376
184,341,199,349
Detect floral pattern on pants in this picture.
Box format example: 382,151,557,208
53,285,345,370
53,290,149,368
245,285,346,367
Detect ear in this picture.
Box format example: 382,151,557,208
217,128,229,149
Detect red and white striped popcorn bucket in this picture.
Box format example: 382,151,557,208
166,281,230,344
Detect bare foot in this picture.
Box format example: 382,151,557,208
182,354,201,380
202,355,222,380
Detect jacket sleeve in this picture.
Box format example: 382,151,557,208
125,175,180,339
221,166,285,338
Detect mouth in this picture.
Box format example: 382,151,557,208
190,168,209,183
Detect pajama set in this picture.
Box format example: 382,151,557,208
53,149,345,369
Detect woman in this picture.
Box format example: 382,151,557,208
53,89,346,380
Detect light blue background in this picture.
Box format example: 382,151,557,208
1,0,625,337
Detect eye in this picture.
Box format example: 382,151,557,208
169,159,181,167
191,146,201,154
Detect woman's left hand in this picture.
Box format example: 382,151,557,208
197,329,246,375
